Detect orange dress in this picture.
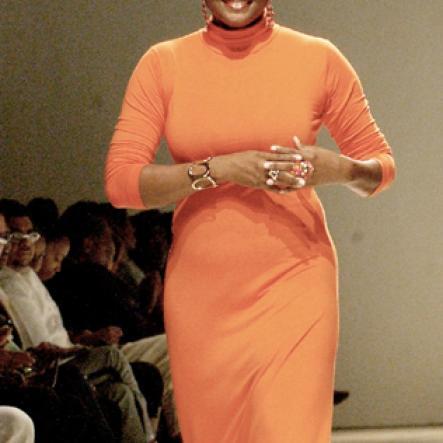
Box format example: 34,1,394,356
105,19,395,443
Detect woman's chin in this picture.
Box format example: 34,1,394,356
213,12,263,29
211,0,264,29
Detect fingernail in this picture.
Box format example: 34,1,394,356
263,161,272,169
270,145,279,151
266,178,275,186
293,136,301,148
293,154,303,161
296,178,306,188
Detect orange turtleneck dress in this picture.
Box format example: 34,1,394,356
105,18,395,443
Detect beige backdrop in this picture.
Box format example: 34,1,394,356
2,0,443,429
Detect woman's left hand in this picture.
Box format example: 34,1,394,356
269,136,353,191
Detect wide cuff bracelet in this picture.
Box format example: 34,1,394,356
187,157,218,191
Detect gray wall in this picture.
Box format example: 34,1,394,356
2,0,443,429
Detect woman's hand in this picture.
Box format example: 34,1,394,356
136,135,381,210
210,149,306,193
271,136,383,196
270,136,354,190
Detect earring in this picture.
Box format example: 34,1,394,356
264,0,275,29
201,0,211,25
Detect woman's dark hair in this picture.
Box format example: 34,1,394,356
27,197,59,234
42,223,69,245
60,201,107,259
60,201,101,235
97,202,128,241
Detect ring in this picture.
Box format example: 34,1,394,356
266,168,280,187
266,169,280,187
268,169,280,182
291,160,314,179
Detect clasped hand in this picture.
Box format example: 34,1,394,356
211,136,351,193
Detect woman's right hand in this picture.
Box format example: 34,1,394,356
210,149,305,193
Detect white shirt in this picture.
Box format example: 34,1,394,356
0,407,35,443
0,266,72,349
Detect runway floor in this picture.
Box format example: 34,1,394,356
332,426,443,443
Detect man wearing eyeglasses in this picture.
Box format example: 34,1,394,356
0,201,72,349
6,218,40,272
0,222,11,270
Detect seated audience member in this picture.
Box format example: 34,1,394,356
29,236,45,275
98,204,145,288
130,210,172,278
38,224,165,429
0,200,156,443
50,201,179,441
0,223,10,269
52,212,151,340
37,227,69,282
130,210,174,333
37,225,70,282
0,407,35,443
98,204,164,330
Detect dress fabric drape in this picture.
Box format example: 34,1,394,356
106,18,395,443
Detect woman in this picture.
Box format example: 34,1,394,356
105,1,395,442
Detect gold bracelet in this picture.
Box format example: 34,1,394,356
187,157,218,191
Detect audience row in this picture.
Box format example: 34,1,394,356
0,197,179,443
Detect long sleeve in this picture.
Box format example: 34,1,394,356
105,45,173,209
321,40,396,195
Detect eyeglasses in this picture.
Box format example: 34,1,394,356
9,232,41,244
0,233,12,246
0,313,13,328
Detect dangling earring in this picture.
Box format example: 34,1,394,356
201,0,211,25
264,0,275,29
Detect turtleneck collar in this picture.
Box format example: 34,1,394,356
202,17,277,58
